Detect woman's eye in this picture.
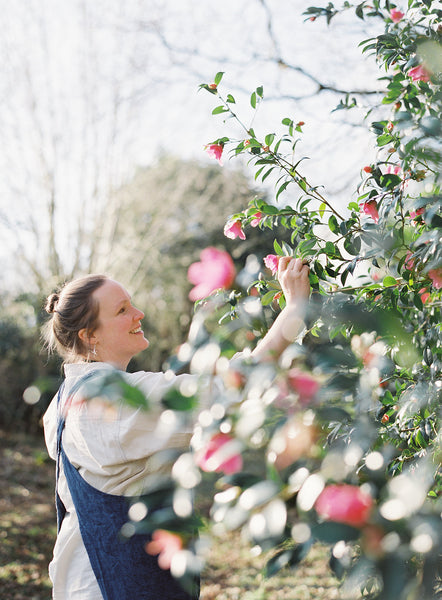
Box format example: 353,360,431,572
118,307,126,314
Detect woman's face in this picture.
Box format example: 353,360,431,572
89,279,149,370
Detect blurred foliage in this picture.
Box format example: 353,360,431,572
0,293,61,432
105,1,441,598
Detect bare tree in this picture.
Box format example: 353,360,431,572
0,0,381,294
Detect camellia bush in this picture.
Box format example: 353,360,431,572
88,2,441,598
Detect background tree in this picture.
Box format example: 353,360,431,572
96,154,292,371
0,0,380,295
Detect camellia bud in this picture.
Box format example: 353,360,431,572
363,166,373,173
209,83,218,90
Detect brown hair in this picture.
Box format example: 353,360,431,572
42,274,108,362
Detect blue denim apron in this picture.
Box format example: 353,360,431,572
56,377,199,600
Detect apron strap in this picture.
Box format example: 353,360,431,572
55,371,198,600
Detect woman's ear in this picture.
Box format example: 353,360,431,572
78,328,97,346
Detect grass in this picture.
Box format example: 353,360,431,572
0,428,341,599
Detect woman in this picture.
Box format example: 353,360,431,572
43,257,310,600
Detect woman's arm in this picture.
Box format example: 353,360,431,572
250,257,310,361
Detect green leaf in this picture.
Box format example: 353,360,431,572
325,241,337,256
265,541,312,577
383,276,397,287
328,215,339,234
214,71,224,85
319,202,326,218
273,239,283,254
120,381,149,410
260,203,279,215
265,133,275,146
261,290,279,305
276,180,290,201
312,522,360,544
226,94,236,103
377,133,394,147
297,238,317,257
256,86,264,98
344,235,361,256
282,117,294,135
262,167,275,183
162,388,198,411
413,291,424,310
212,105,229,115
250,91,257,109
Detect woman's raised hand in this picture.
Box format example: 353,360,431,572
277,257,311,305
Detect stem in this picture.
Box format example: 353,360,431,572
216,91,346,221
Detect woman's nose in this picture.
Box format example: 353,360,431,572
134,307,144,320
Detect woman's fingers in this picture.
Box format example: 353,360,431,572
278,257,309,275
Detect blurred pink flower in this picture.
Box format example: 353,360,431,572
390,8,404,22
385,164,401,176
428,268,442,289
188,247,236,301
250,212,263,227
196,432,243,474
287,369,320,404
409,207,424,220
361,200,379,224
145,530,183,570
419,287,430,304
224,219,246,240
315,484,373,528
404,251,415,271
205,143,224,165
408,65,431,82
264,254,280,275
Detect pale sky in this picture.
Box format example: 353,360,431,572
0,0,383,290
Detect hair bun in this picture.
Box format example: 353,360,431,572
45,292,60,314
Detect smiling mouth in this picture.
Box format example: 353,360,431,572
130,326,143,334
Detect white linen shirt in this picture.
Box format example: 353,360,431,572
43,361,197,600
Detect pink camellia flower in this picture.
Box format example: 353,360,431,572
263,254,280,275
315,484,373,528
205,143,224,165
428,267,442,289
419,287,430,304
390,8,404,22
385,164,401,176
250,212,263,227
145,530,183,570
409,207,424,220
361,200,379,224
196,432,243,475
287,368,320,404
224,219,246,240
269,415,318,470
404,251,415,271
188,247,236,301
408,65,431,83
